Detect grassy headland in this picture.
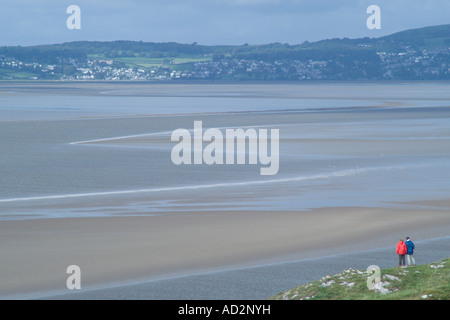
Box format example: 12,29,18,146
270,258,449,300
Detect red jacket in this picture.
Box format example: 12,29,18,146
396,241,407,255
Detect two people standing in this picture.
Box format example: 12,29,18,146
396,237,415,267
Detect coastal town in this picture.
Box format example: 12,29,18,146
1,45,448,81
1,23,449,82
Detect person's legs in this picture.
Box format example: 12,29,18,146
409,254,415,265
399,254,405,266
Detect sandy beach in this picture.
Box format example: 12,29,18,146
1,201,449,299
1,82,449,299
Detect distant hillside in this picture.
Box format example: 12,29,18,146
1,24,449,81
377,24,450,50
302,24,450,52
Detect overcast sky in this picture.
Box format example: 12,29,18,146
1,0,449,46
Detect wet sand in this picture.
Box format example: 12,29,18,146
1,202,449,299
1,82,449,299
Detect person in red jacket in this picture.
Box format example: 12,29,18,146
396,238,408,267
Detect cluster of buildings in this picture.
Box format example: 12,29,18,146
1,46,449,81
189,59,328,80
187,47,449,80
376,47,450,79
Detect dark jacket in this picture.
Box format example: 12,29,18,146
405,239,415,255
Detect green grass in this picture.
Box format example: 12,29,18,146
113,57,166,68
171,57,211,64
0,70,38,80
98,56,212,69
270,258,449,300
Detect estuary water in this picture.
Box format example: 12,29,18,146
1,81,449,220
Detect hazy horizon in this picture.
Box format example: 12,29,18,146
0,0,449,47
3,22,450,48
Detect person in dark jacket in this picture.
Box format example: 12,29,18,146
396,238,407,267
405,236,416,266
